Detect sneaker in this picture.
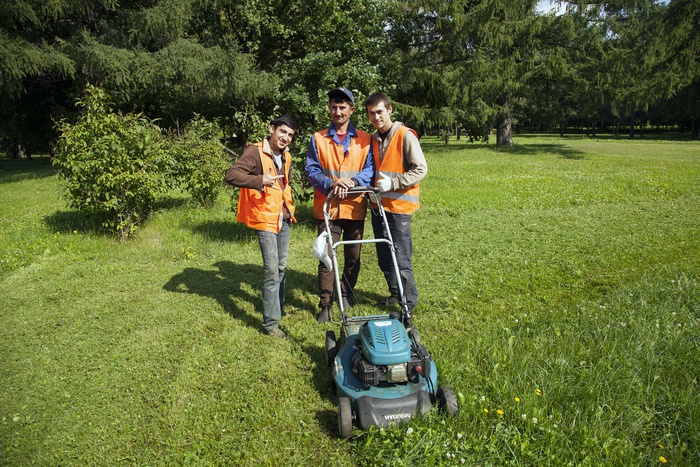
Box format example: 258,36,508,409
342,296,353,310
317,305,331,324
266,327,286,338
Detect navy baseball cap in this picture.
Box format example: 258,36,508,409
328,87,354,105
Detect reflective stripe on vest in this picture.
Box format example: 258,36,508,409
312,130,371,220
237,142,295,233
373,126,420,214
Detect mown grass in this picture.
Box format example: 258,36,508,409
1,135,698,466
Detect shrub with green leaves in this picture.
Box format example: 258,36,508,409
171,116,229,207
290,150,313,204
53,85,172,239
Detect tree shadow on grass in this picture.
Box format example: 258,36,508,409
0,156,55,184
43,196,193,236
420,140,585,159
43,209,109,235
487,143,586,159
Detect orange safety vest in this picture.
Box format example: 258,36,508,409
373,126,421,215
237,142,296,233
312,130,371,220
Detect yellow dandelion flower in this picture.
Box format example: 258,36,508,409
497,409,504,416
658,444,663,449
659,456,667,463
484,408,489,413
73,230,77,234
515,397,521,403
536,389,542,396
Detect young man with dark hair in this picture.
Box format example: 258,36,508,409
365,93,427,316
306,88,374,323
225,115,297,338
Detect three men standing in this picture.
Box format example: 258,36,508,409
225,90,426,335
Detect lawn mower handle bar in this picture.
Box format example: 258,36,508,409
322,186,393,250
321,186,381,213
321,186,409,320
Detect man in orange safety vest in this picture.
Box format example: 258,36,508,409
306,88,374,323
225,115,297,338
365,93,427,316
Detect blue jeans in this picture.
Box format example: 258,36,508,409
371,211,418,311
256,222,290,331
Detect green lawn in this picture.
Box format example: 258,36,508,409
1,135,699,465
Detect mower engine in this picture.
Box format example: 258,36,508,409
351,319,431,387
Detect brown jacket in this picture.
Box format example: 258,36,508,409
225,139,293,221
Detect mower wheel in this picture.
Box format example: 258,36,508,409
338,397,353,438
325,330,338,366
437,386,459,417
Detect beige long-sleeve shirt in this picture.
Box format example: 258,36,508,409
372,121,428,190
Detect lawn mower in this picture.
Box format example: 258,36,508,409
316,187,458,438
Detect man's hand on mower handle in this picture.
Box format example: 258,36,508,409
332,177,356,198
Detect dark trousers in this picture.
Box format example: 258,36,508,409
316,218,364,308
371,211,418,311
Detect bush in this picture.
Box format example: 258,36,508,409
171,116,229,207
53,85,173,239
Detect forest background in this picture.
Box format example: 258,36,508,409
2,0,700,161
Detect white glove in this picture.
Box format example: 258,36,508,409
376,172,392,192
313,231,333,270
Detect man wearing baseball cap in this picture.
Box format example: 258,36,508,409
306,88,374,323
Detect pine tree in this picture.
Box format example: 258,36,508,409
382,0,579,145
662,0,700,138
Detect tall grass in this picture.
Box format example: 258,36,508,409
1,135,698,465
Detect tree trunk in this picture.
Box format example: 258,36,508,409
497,113,512,146
496,92,513,146
628,106,635,139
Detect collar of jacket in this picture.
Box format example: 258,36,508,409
373,121,404,143
325,121,359,141
261,137,286,159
